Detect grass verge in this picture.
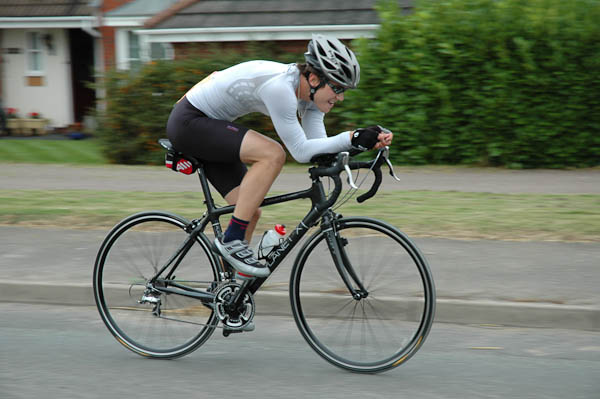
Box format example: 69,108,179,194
1,189,598,242
0,139,106,164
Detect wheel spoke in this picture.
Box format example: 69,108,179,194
291,218,435,372
94,213,219,358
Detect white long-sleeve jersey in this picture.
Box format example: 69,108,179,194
185,60,351,163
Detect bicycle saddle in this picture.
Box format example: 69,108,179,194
159,138,200,175
158,138,174,152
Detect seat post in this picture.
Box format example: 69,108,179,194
196,165,218,213
196,165,227,238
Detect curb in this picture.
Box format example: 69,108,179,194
2,281,598,331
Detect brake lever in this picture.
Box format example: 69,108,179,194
382,146,401,182
340,152,358,189
376,126,401,181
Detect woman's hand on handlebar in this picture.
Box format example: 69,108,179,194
374,130,393,150
350,125,394,152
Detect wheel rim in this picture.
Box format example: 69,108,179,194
94,214,219,357
291,219,435,371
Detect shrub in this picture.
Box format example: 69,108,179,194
332,0,600,167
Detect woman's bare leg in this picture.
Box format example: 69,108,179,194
223,130,285,242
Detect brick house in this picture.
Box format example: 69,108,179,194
0,0,174,129
109,0,413,67
0,0,411,130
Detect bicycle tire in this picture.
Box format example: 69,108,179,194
290,217,435,373
93,211,221,359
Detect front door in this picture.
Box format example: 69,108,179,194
68,29,96,124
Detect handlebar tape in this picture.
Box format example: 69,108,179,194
357,167,382,203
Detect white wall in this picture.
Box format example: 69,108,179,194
2,28,74,127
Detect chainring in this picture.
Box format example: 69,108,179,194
213,282,255,330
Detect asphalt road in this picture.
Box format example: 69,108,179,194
1,303,598,399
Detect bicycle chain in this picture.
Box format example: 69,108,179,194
150,280,241,330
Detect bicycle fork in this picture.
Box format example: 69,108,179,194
322,217,369,300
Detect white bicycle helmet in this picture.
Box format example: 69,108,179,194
304,34,361,89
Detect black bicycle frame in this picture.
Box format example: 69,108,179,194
151,158,367,305
196,164,346,294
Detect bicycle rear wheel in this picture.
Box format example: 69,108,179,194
290,217,435,373
93,211,220,359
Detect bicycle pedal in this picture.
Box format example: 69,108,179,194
223,328,241,337
222,321,255,337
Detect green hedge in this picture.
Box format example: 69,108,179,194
95,0,600,168
332,0,600,167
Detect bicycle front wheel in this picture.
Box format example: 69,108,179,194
290,217,435,373
93,211,221,359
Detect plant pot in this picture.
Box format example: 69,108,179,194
21,118,49,135
6,118,23,135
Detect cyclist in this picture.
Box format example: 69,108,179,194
167,34,393,278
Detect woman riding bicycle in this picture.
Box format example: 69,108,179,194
166,34,393,278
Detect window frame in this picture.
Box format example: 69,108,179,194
149,41,174,61
117,29,175,71
126,30,141,71
25,31,44,76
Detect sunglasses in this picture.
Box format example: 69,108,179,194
325,80,346,95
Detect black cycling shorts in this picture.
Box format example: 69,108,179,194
166,96,249,197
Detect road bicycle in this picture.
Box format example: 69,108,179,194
93,138,436,373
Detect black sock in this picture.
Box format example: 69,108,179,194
223,216,249,243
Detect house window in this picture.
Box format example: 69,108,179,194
127,30,141,71
26,32,44,75
120,30,174,71
150,42,174,61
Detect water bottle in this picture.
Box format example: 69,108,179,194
255,224,286,259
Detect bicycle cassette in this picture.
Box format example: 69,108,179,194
213,282,255,330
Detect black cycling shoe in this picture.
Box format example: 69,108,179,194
214,238,270,278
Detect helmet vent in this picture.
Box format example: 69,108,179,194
331,72,344,82
316,43,327,57
322,59,336,70
340,64,352,79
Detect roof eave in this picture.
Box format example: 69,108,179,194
102,16,149,27
137,24,380,42
0,16,96,29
